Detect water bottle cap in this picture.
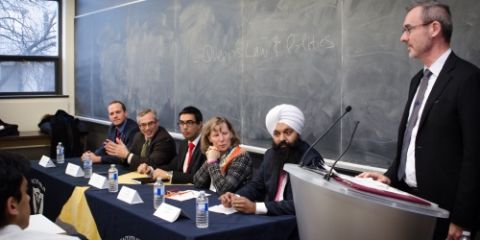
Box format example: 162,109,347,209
462,231,471,236
111,164,115,167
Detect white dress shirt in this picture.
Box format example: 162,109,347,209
404,49,451,187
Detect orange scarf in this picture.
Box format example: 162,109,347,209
220,146,245,175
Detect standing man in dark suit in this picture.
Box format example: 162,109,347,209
105,108,176,171
219,104,323,216
137,106,206,184
358,2,480,239
82,100,139,164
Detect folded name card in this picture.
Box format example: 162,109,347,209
65,163,84,177
38,155,55,168
117,186,143,204
154,203,181,223
88,173,108,189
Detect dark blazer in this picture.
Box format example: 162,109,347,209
128,126,176,171
236,139,323,215
95,118,139,164
160,140,206,184
385,53,480,237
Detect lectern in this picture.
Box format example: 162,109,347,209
284,164,449,240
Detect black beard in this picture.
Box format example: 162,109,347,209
271,139,302,165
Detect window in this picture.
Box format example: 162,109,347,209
0,0,61,96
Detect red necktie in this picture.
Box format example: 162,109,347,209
185,142,195,173
115,128,121,141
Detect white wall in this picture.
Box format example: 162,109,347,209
0,0,75,132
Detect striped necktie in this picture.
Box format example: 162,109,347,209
140,140,150,158
397,69,432,180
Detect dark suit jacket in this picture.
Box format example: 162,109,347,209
160,140,206,184
95,118,139,164
236,139,323,215
128,126,176,171
385,53,480,237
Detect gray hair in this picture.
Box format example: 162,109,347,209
407,1,452,43
136,108,158,122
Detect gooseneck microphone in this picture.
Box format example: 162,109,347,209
324,120,360,181
299,106,352,167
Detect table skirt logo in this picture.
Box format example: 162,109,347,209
120,236,141,240
30,178,45,214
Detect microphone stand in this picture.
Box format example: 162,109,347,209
299,106,352,167
324,121,360,181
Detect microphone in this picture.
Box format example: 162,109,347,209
324,121,360,181
299,106,352,167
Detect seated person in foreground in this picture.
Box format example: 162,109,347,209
220,104,323,215
137,106,206,183
104,108,176,170
82,100,139,164
193,117,252,194
0,151,79,239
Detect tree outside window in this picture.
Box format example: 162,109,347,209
0,0,60,95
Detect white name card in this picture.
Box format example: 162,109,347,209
65,163,84,177
154,203,181,223
88,173,108,189
38,155,55,168
117,186,143,204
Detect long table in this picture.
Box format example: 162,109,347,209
28,158,298,240
86,184,297,240
27,158,129,220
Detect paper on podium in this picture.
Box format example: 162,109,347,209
334,174,434,206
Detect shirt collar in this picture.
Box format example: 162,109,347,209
115,118,128,133
425,48,451,77
190,134,201,146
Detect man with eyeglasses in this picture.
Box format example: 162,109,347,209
81,100,139,164
105,108,176,170
358,1,480,239
137,106,206,184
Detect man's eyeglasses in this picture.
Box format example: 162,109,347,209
139,121,157,129
402,22,432,35
177,120,197,127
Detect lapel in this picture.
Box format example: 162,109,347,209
400,70,424,134
418,53,457,129
189,143,203,172
177,140,189,169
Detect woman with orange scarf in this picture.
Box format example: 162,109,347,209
193,117,252,194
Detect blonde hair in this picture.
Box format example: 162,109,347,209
200,117,240,154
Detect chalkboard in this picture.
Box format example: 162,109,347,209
75,0,480,168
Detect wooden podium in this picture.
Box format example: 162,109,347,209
284,164,449,240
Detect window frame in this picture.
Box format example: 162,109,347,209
0,0,63,98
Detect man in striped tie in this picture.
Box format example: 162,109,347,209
357,2,480,239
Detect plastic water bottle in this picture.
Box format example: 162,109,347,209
153,178,164,209
459,231,471,240
83,156,92,178
196,191,209,228
108,164,118,192
56,142,65,164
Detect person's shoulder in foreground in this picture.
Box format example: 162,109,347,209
0,151,79,240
